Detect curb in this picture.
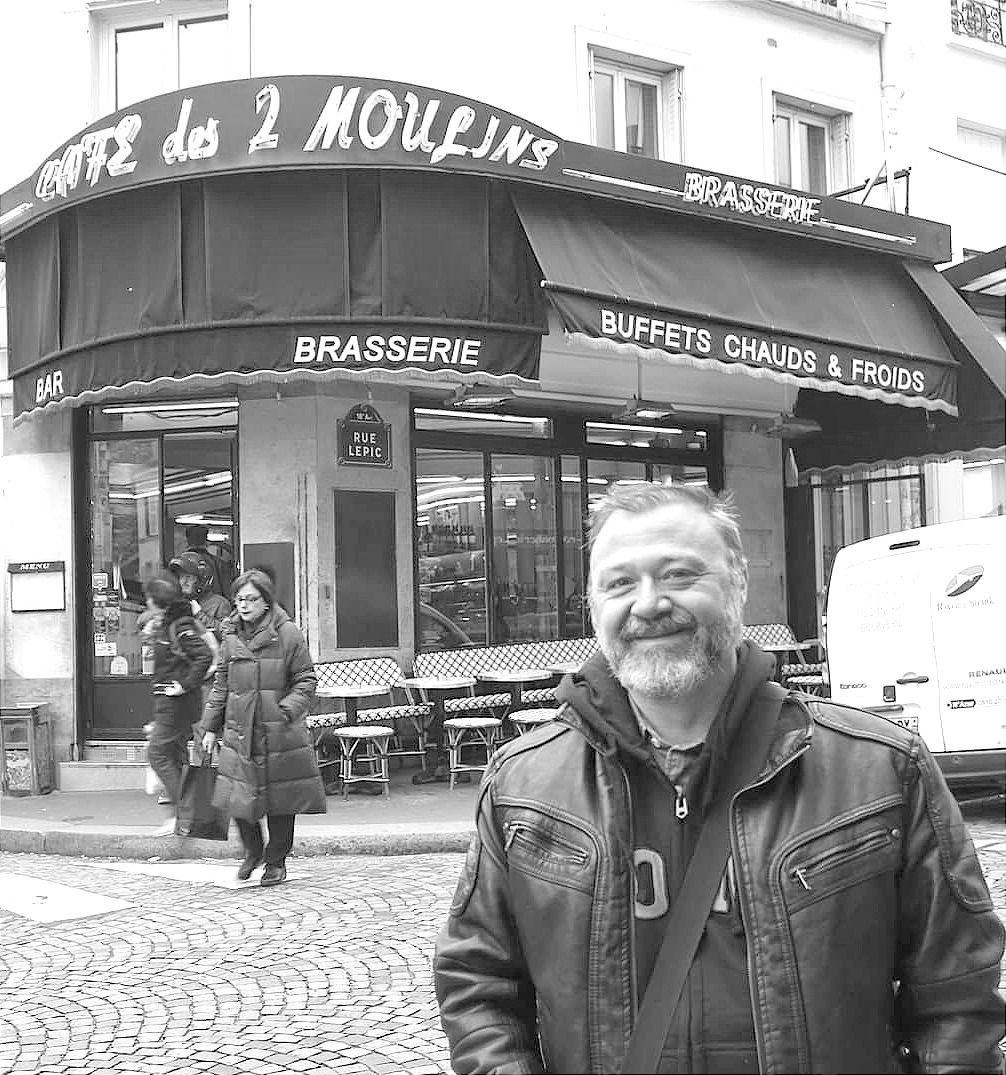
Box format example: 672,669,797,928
0,826,474,860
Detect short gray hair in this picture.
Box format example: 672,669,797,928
588,481,748,597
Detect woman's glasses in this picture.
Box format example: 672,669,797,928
234,593,264,606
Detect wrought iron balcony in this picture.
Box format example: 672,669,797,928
951,0,1005,45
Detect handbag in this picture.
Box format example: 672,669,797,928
618,682,787,1074
174,755,230,841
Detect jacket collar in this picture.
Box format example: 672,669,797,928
557,642,815,794
227,606,290,653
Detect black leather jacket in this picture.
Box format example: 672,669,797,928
434,655,1005,1074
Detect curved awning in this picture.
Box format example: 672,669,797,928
7,169,546,422
511,186,961,415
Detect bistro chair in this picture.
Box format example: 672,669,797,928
331,725,394,798
442,716,503,790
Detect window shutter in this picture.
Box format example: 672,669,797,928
829,112,853,191
664,67,683,163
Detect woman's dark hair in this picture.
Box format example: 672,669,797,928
144,575,182,609
230,568,275,609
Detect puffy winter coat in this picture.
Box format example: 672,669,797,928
198,606,325,821
434,650,1006,1074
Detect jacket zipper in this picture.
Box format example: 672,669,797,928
791,826,897,892
502,821,590,864
674,783,689,820
622,763,639,1031
733,736,812,1075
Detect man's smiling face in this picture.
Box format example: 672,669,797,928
588,501,744,697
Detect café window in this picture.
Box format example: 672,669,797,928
414,408,718,649
91,0,237,113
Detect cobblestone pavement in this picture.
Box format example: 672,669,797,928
1,801,1003,1075
0,851,465,1075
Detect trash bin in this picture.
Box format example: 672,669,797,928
0,703,54,796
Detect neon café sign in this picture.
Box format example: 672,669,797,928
2,74,933,256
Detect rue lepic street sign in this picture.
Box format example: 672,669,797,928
337,403,391,467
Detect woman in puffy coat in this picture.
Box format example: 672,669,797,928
198,569,326,887
143,575,213,823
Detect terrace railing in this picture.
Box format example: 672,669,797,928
951,0,1005,46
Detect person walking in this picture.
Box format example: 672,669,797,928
197,569,326,887
434,481,1005,1074
143,575,213,826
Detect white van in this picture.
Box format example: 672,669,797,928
825,516,1006,790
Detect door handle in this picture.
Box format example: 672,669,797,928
896,673,929,685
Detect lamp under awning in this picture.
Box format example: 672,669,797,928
511,186,961,414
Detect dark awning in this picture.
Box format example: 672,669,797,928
512,186,960,414
793,259,1004,474
8,170,546,422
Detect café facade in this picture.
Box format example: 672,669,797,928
2,74,1002,766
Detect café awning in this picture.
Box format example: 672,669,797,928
511,186,962,415
7,170,546,422
792,252,1005,474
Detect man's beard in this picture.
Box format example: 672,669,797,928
599,599,742,697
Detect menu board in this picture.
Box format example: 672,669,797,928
8,562,66,612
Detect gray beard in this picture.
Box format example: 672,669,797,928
601,609,742,698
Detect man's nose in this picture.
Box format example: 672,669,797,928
631,576,670,616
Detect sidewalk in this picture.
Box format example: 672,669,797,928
4,775,1002,863
0,767,478,860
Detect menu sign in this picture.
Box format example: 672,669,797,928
8,561,66,613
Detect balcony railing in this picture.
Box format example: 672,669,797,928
951,0,1005,45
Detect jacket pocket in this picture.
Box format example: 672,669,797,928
503,813,595,893
780,807,902,913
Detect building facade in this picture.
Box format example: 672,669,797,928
1,0,1003,781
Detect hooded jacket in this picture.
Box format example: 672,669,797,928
434,643,1005,1075
148,599,213,727
197,606,326,821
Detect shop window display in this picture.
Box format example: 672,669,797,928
413,411,716,650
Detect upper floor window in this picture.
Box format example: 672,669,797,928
957,121,1006,169
589,50,682,162
90,1,232,113
773,95,852,195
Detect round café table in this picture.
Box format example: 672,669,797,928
316,683,392,725
476,668,554,710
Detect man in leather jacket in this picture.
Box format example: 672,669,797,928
434,482,1005,1074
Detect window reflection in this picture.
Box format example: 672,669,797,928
89,438,161,676
164,432,237,596
413,413,719,649
416,449,486,647
490,456,558,643
560,457,587,636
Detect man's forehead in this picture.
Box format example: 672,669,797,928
591,503,728,564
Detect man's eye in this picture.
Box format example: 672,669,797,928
603,577,632,592
663,569,696,583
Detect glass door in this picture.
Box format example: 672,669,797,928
88,438,163,736
86,414,238,738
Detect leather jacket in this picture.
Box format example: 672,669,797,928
434,654,1005,1074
